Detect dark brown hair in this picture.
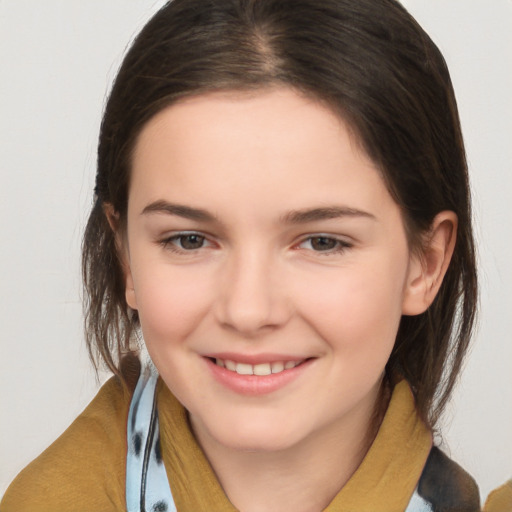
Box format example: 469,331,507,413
82,0,477,428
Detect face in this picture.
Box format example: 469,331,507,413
123,88,422,454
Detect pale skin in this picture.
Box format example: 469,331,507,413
109,88,457,512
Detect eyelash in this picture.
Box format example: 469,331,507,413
158,232,352,255
159,232,213,253
296,235,352,254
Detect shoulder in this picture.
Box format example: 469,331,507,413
417,446,480,512
483,479,512,512
1,356,140,512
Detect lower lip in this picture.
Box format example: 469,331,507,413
205,358,312,396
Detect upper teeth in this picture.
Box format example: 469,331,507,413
215,359,300,376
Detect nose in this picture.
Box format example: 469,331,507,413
215,248,291,336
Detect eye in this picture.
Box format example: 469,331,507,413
309,236,338,251
161,232,210,251
298,235,351,253
176,234,205,250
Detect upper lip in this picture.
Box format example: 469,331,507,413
204,352,310,365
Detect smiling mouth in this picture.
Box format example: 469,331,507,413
212,358,305,376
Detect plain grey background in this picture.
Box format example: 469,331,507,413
1,0,511,503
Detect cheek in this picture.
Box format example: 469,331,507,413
131,263,214,342
292,257,407,355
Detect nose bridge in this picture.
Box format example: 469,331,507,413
216,243,287,334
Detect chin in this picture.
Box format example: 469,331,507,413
193,410,309,454
219,431,302,454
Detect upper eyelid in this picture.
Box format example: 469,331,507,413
159,230,210,243
296,233,353,244
159,229,213,241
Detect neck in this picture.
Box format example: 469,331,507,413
191,381,388,512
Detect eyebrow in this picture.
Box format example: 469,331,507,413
141,200,216,222
282,206,376,224
141,200,375,224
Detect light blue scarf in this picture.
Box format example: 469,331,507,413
126,365,176,512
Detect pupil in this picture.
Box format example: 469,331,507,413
311,237,336,251
181,234,204,249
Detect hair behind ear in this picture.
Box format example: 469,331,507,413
82,200,137,375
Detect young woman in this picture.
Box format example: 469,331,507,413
2,0,481,510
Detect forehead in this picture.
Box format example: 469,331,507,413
134,88,353,156
129,87,395,223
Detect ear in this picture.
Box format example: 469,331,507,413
402,211,457,316
103,203,138,311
